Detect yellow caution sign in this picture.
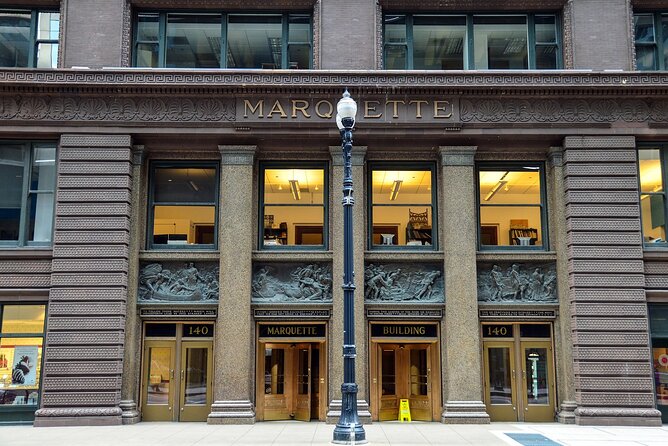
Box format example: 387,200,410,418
398,399,411,422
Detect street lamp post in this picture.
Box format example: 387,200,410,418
332,90,366,444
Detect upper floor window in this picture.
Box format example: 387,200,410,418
368,163,437,249
133,12,312,69
0,9,59,68
384,13,560,70
0,142,56,247
478,163,547,250
634,13,668,70
148,162,218,249
638,146,668,245
260,162,327,249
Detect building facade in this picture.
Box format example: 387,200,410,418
0,0,667,428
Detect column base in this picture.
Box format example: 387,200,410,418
575,407,662,426
119,400,141,425
441,401,490,424
207,400,255,424
326,399,372,424
33,407,122,427
557,401,577,424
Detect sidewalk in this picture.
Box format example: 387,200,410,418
1,421,667,446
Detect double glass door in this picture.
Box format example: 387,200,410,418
142,330,213,422
482,324,555,422
258,342,323,421
376,343,433,421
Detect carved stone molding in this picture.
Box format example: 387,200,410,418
138,262,219,302
478,262,558,303
364,263,444,303
35,407,122,417
0,95,235,123
252,263,332,303
3,70,668,93
329,145,367,166
219,145,257,165
439,146,477,166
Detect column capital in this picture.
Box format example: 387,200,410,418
329,145,367,166
131,145,145,166
439,146,477,166
218,145,257,165
548,146,563,167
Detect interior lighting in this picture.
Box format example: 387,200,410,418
289,179,301,200
483,172,508,201
390,179,403,201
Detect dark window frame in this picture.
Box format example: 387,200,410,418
258,160,329,251
0,141,56,248
132,10,312,69
476,162,549,251
382,12,562,70
0,302,47,421
638,144,668,248
634,12,666,70
367,161,438,251
147,161,220,250
0,8,59,68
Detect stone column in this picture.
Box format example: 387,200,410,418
326,145,371,424
548,147,577,424
35,135,133,426
119,146,144,424
439,146,490,424
563,136,661,426
207,145,257,424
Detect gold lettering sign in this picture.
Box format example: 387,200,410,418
267,100,288,118
244,99,264,118
315,100,333,118
434,100,453,118
291,100,311,118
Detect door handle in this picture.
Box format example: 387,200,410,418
170,369,174,379
181,370,185,380
512,369,515,380
320,378,325,384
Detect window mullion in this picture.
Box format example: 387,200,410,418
406,15,414,70
656,13,664,71
29,10,38,67
18,145,31,246
282,14,289,69
466,14,474,69
527,14,536,70
221,14,228,68
158,13,167,68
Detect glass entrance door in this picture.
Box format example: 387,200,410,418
142,341,175,421
377,343,432,421
259,342,321,421
483,342,517,421
482,324,555,422
522,341,554,422
179,341,213,422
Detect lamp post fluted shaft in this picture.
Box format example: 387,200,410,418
333,91,366,444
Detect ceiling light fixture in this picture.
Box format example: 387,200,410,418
390,179,403,201
483,172,508,201
188,180,199,192
289,179,301,200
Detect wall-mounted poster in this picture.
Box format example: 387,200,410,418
11,346,38,386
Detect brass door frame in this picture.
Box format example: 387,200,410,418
481,323,556,422
482,341,518,421
369,337,441,422
141,340,176,421
256,335,327,422
140,322,214,422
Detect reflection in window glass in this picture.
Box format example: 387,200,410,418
413,16,465,70
473,16,527,69
136,13,159,68
639,149,667,244
633,13,668,70
488,347,512,404
371,167,434,247
166,14,221,68
264,348,285,395
479,167,544,248
0,12,31,67
0,145,24,241
262,167,326,247
381,349,396,396
28,145,55,243
146,346,171,405
409,348,428,396
151,165,217,247
525,348,549,405
1,305,46,334
228,15,282,69
184,347,207,404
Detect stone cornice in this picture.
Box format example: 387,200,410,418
2,69,668,97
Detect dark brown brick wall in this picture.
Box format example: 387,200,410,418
563,136,661,425
34,135,132,425
320,0,377,69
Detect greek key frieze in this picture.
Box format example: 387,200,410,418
478,262,557,303
252,263,332,303
364,263,444,303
